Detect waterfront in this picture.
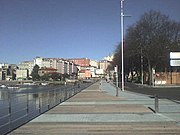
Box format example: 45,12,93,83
10,81,180,135
0,82,93,135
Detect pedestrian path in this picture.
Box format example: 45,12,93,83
10,81,180,135
102,80,180,121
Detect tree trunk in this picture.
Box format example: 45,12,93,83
148,59,152,85
131,68,133,81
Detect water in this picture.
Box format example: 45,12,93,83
0,87,47,134
0,83,91,135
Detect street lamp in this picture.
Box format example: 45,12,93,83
120,0,131,91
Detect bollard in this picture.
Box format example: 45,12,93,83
155,95,159,113
116,86,118,97
39,97,41,114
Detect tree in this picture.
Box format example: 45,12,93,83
113,10,180,85
50,72,62,81
40,74,50,81
62,73,70,81
31,64,40,81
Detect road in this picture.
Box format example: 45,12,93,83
125,82,180,101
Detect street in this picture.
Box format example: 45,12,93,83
125,82,180,101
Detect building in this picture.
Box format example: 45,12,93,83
0,69,2,80
96,69,104,75
18,61,34,74
56,59,65,74
0,63,17,80
78,69,91,79
16,69,29,80
33,57,79,76
38,67,57,76
80,66,97,78
0,64,9,80
90,60,99,68
73,63,78,74
0,63,9,69
99,60,111,72
68,58,90,67
34,57,44,68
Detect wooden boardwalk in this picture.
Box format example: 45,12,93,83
10,82,180,135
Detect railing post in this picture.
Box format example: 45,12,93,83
8,91,11,132
39,95,41,114
59,88,61,103
48,90,50,109
27,93,29,120
155,95,159,113
53,89,56,106
65,87,67,100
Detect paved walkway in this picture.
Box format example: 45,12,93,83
10,81,180,135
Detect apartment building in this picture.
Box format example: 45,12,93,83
99,60,111,72
0,63,17,80
68,58,90,67
79,69,91,79
90,60,99,68
80,66,97,78
0,69,2,80
0,64,8,80
18,61,34,74
33,57,78,76
16,69,29,80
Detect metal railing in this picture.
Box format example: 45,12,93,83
0,82,92,135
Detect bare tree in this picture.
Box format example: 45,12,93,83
113,10,180,85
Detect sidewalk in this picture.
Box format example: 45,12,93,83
10,81,180,135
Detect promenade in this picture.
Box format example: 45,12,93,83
10,80,180,135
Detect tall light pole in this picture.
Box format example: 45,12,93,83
141,47,144,85
121,0,125,91
120,0,130,91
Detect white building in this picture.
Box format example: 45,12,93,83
95,69,105,77
0,69,2,80
56,59,64,74
0,63,9,69
42,58,51,68
33,57,79,76
99,60,111,72
34,57,43,68
79,66,97,78
90,60,99,68
18,61,34,74
16,69,28,80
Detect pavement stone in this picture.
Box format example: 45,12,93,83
9,81,180,135
31,113,173,123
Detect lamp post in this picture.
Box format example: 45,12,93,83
141,47,144,85
120,0,131,91
121,0,124,91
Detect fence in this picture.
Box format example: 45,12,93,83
155,72,180,85
0,82,92,135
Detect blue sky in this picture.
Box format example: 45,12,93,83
0,0,179,64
